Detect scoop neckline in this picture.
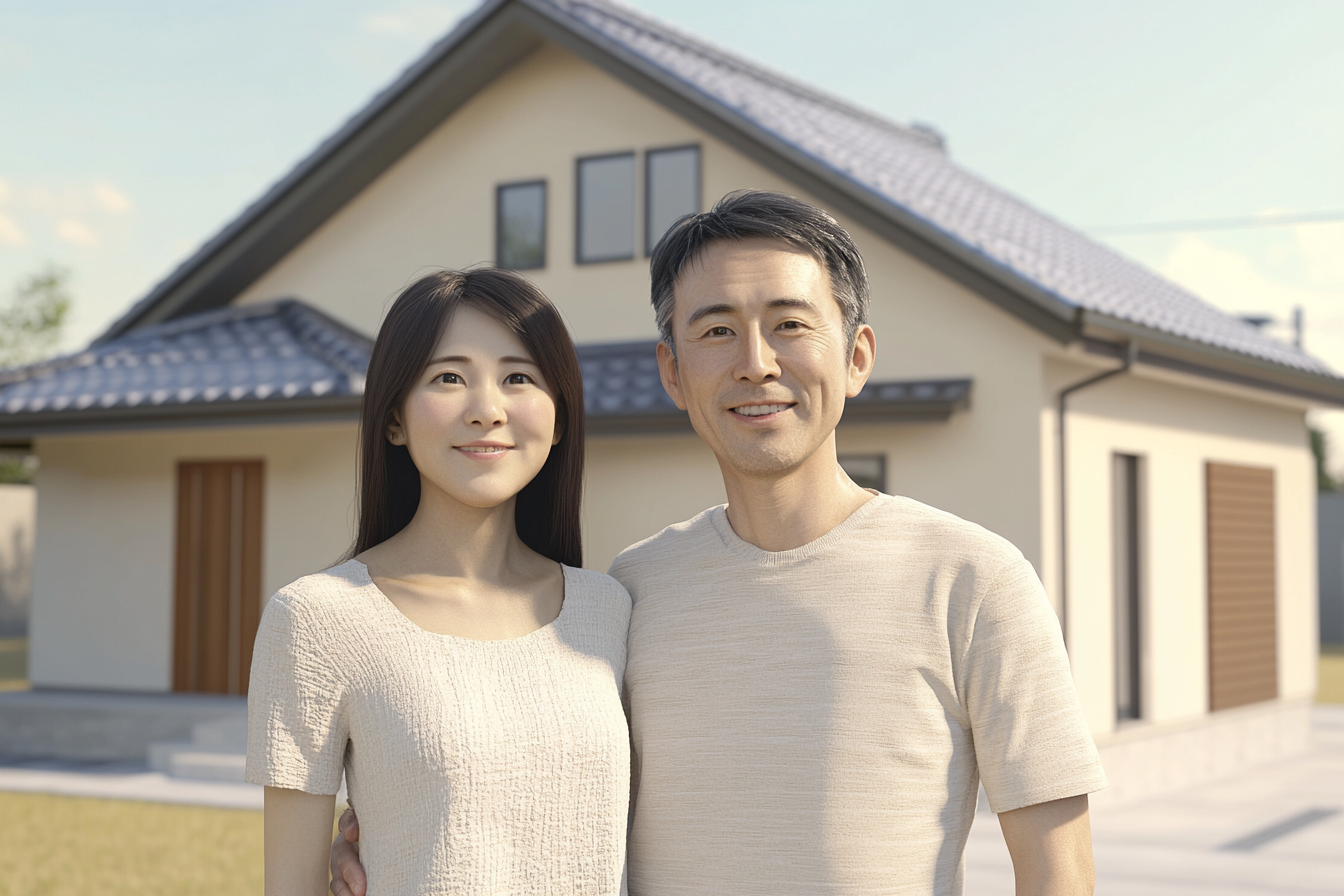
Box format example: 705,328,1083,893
344,558,571,645
708,491,891,565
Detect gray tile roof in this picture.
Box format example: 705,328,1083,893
544,0,1328,375
581,340,971,432
0,300,370,419
0,301,969,433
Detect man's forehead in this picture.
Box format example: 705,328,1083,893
672,239,829,305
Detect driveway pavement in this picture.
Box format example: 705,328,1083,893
966,705,1344,895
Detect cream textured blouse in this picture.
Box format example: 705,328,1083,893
245,560,631,896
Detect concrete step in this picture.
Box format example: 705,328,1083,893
165,750,247,783
147,711,248,782
191,715,248,752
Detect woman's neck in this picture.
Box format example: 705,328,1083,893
361,487,534,583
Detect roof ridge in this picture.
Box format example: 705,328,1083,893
544,0,944,150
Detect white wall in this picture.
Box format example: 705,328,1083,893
29,423,357,692
1042,362,1316,736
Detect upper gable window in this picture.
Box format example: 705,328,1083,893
646,146,700,255
577,152,635,264
497,181,546,270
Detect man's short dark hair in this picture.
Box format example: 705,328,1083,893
649,190,870,355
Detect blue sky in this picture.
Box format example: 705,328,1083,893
1,0,1342,377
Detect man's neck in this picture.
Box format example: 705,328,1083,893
718,436,874,552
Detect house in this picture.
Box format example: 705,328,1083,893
0,0,1336,800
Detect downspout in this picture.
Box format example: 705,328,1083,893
1057,341,1138,650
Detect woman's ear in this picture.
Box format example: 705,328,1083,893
386,409,408,446
551,415,564,447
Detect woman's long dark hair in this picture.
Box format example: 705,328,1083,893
347,268,585,568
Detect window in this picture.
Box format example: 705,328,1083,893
1206,462,1277,711
839,455,886,493
577,152,635,263
496,181,546,270
646,145,700,254
1113,454,1143,721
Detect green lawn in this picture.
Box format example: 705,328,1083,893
0,637,26,690
0,792,263,896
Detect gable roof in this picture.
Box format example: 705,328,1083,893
94,0,1344,404
0,300,968,438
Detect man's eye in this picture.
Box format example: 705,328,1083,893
505,373,533,385
435,372,462,384
707,326,733,337
779,320,802,330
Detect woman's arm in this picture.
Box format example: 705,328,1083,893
265,786,339,896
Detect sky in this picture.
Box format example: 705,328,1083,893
2,0,1343,449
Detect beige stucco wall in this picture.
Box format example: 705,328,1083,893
232,39,1054,566
1041,362,1316,737
29,423,358,692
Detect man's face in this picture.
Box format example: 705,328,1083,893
657,237,874,479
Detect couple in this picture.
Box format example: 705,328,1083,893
246,190,1107,895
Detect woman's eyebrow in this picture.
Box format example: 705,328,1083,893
424,355,537,366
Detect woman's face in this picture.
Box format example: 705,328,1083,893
388,304,559,511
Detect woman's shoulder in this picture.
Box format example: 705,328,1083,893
562,566,632,619
266,559,376,626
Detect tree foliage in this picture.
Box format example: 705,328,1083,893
1312,426,1337,493
0,264,72,369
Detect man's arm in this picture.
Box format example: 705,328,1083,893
329,807,367,896
997,794,1095,896
265,786,339,896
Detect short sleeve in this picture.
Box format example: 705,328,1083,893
961,556,1109,813
245,590,349,794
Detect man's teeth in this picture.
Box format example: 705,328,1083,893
734,404,790,417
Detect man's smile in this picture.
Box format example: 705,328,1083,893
729,402,795,418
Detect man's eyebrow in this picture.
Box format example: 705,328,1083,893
685,297,818,327
424,355,537,366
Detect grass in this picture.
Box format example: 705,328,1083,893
1320,644,1344,704
0,637,27,691
0,792,263,896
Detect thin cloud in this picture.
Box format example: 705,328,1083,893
56,219,99,247
0,214,27,247
362,2,470,37
93,183,133,215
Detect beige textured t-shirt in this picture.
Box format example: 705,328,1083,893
611,494,1107,896
245,560,632,896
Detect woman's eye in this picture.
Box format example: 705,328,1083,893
505,373,533,385
435,372,462,385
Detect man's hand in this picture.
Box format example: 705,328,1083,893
998,794,1095,895
329,807,367,896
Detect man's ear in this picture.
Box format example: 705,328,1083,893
845,324,877,399
656,341,688,411
386,408,408,446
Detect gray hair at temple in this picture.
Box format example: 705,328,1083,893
648,190,870,357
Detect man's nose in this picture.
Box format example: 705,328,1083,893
735,327,781,382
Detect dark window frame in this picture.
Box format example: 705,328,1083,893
575,150,637,265
1112,452,1144,723
495,179,547,271
644,143,702,256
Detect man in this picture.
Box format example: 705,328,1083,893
332,190,1106,895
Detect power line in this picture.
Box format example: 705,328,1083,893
1085,210,1344,236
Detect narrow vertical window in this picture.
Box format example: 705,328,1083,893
646,145,700,255
839,454,886,493
1113,453,1142,721
497,181,546,270
577,152,635,263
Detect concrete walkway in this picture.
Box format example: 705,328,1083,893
967,705,1344,895
0,757,263,810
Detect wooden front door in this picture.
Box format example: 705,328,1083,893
173,460,264,695
1206,462,1277,711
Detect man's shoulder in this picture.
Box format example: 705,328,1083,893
607,505,724,579
870,494,1025,569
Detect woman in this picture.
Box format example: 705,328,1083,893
245,269,631,895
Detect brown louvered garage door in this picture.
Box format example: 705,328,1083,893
1206,462,1277,711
